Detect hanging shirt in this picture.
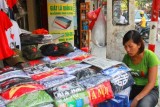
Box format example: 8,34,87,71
6,19,22,50
0,0,8,13
6,0,17,9
0,11,14,60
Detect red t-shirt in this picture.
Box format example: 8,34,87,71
0,11,14,60
6,0,17,9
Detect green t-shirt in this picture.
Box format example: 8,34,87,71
122,49,159,86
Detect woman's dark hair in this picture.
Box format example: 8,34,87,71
123,30,145,54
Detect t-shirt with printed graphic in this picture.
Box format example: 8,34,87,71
6,20,21,50
6,0,17,9
0,11,14,60
122,49,159,86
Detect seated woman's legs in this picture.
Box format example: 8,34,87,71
137,88,159,107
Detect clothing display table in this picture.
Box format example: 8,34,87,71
0,48,133,107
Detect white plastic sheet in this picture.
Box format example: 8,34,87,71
91,10,106,47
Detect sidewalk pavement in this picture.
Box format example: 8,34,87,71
151,34,160,107
155,34,160,59
146,34,160,107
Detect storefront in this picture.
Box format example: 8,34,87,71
0,0,136,107
1,0,159,106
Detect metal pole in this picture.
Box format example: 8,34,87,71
148,0,160,52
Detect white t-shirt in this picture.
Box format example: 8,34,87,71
0,0,8,13
119,15,128,24
6,20,22,50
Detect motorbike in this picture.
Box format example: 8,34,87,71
135,23,150,43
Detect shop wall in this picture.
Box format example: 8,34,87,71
106,0,135,61
36,0,48,30
26,0,48,32
26,0,37,31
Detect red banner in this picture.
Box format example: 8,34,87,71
151,0,160,21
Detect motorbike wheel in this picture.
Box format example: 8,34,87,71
142,32,149,43
143,33,149,39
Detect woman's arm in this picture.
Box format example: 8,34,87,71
134,65,158,101
130,65,158,107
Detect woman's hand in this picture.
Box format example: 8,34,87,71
130,97,139,107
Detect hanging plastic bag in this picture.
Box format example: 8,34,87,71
88,8,101,30
91,8,106,47
87,11,97,21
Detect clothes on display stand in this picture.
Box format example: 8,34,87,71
0,0,133,106
6,0,17,9
0,0,8,13
0,10,14,60
6,19,22,50
0,0,21,69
